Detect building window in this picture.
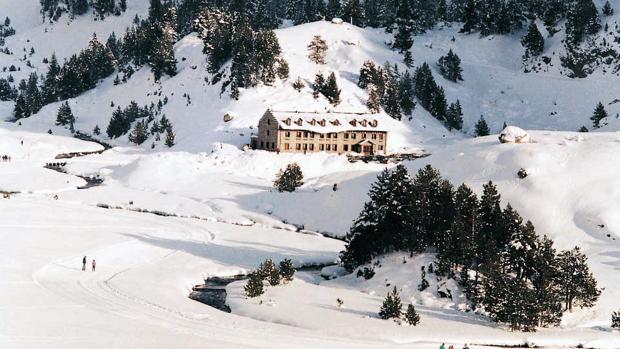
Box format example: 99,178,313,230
379,145,384,150
296,144,301,150
310,144,314,151
362,133,367,139
304,131,309,138
352,133,357,139
344,133,349,139
296,132,302,138
267,119,271,125
285,131,291,137
333,133,338,139
327,133,331,139
320,134,325,138
310,132,315,138
271,142,275,149
379,133,383,140
267,130,270,136
333,144,337,151
344,145,349,151
260,141,264,148
285,143,290,150
327,144,331,151
303,144,308,150
372,133,377,139
320,144,324,151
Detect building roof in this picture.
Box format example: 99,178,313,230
267,110,388,133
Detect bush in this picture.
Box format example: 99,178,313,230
244,272,264,298
611,310,620,329
274,163,304,192
258,258,280,286
279,258,295,282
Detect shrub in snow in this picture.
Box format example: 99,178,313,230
356,266,375,280
244,272,264,298
274,163,304,192
336,298,344,307
517,168,528,179
405,304,420,326
418,267,430,291
612,310,620,329
307,35,328,65
379,286,402,320
279,258,295,283
258,258,280,286
499,126,531,144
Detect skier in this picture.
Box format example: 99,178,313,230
449,345,455,349
92,259,96,272
82,256,87,271
439,344,446,349
462,345,470,349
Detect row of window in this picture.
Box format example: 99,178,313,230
280,144,384,152
260,141,276,149
283,131,384,141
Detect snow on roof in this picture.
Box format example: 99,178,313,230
267,110,389,133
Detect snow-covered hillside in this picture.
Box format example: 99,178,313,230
3,1,620,348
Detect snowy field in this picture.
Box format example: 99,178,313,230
1,127,620,348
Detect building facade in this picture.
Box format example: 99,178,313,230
252,110,388,155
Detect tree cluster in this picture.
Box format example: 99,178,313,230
341,164,601,331
106,99,175,147
413,62,463,130
0,17,15,46
313,72,341,106
194,6,289,98
358,61,416,120
40,0,127,21
378,286,420,326
244,258,296,298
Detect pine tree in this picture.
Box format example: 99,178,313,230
460,0,478,33
292,77,304,92
165,126,175,147
55,101,75,127
366,84,382,113
313,72,325,99
307,35,328,64
565,0,600,46
383,76,402,119
379,286,403,320
446,100,464,131
93,124,101,135
42,53,62,103
590,102,607,129
399,71,415,116
323,72,341,106
129,120,148,145
521,22,545,58
326,0,342,19
392,0,414,53
342,0,365,26
603,1,614,16
437,49,464,82
430,86,448,122
612,310,620,329
279,258,295,282
405,304,420,325
474,116,490,136
274,163,304,192
244,272,264,298
556,247,600,311
13,93,27,120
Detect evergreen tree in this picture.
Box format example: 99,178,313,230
602,1,614,16
612,310,620,329
521,21,544,58
292,76,304,91
379,286,403,320
258,258,281,286
307,35,328,64
326,0,342,19
437,49,464,82
557,247,600,311
55,101,75,127
366,84,382,113
93,124,101,135
279,258,295,282
565,0,600,46
323,72,341,106
590,102,607,129
150,7,178,81
405,304,420,325
42,53,62,103
430,86,448,121
13,93,27,120
399,71,415,116
446,100,464,131
392,0,414,53
383,76,402,119
474,116,490,136
244,271,264,297
128,120,148,145
274,163,304,192
342,0,364,26
460,0,478,33
165,126,175,147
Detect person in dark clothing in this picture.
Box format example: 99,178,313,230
82,256,87,271
92,259,96,272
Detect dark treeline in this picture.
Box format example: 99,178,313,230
341,164,600,331
40,0,128,21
